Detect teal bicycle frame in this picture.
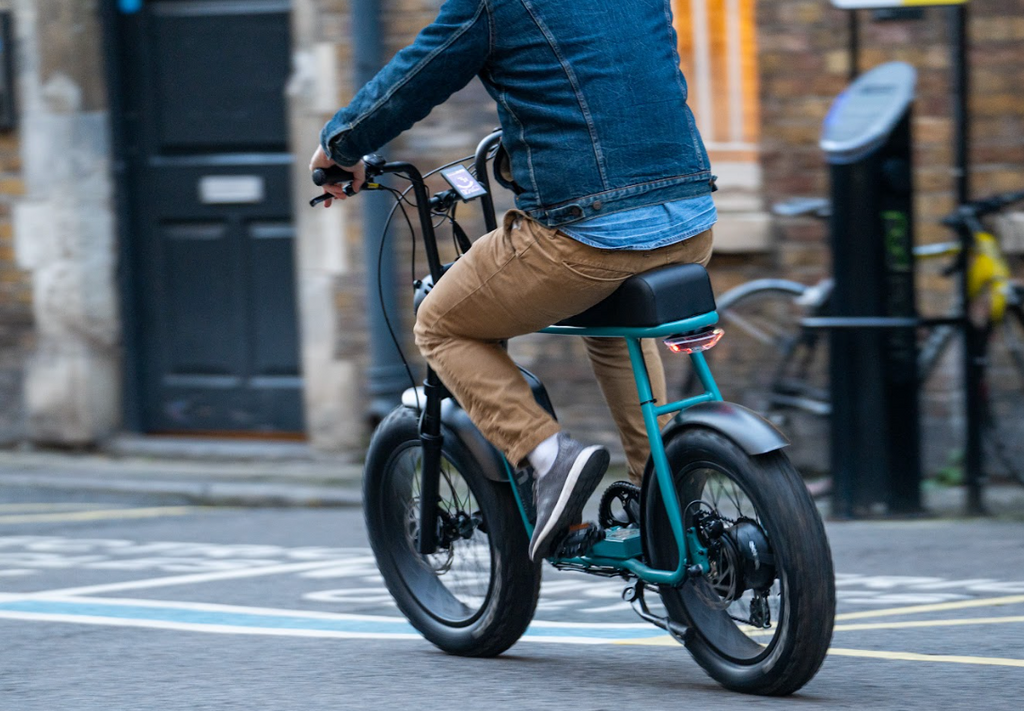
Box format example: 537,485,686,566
325,131,777,575
505,310,723,586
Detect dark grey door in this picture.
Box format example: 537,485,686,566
116,0,303,434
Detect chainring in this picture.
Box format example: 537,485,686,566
598,481,642,529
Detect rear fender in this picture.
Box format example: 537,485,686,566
663,401,790,456
640,401,790,492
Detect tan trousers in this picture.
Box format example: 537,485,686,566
414,210,713,483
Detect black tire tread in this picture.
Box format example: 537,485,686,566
363,406,540,657
644,427,835,696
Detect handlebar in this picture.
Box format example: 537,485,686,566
306,135,502,284
942,189,1024,227
311,165,356,186
309,154,390,206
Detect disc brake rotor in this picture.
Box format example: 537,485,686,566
405,496,454,574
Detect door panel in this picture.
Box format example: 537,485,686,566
249,222,302,376
162,221,242,375
150,2,291,150
117,0,303,434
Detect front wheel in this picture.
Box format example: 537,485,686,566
363,406,540,656
643,427,835,695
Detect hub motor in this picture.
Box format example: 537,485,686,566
694,510,776,605
724,518,776,593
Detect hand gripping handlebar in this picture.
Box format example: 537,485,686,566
311,165,356,186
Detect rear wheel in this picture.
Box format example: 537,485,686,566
363,406,540,656
644,427,835,696
983,299,1024,485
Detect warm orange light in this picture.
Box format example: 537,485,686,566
664,327,724,354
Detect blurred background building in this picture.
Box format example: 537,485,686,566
0,1,1020,473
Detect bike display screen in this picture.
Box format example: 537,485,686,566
441,166,488,201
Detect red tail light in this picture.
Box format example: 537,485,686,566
663,328,724,354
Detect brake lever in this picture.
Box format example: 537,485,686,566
308,182,380,207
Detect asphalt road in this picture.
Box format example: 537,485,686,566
1,486,1023,710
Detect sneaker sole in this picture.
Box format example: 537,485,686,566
530,446,610,560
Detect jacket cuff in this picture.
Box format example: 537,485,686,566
319,123,362,167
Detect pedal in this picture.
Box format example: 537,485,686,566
554,522,606,558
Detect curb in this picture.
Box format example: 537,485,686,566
0,446,365,508
0,471,363,508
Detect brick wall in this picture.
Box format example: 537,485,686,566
757,2,1024,475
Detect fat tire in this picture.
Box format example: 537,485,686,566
643,427,835,696
363,406,540,657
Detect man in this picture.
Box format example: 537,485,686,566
311,0,716,561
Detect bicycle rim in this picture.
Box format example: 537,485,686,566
676,463,788,662
383,443,495,625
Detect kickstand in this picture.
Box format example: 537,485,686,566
623,580,692,646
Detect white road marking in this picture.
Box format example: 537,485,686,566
2,534,1024,664
16,560,346,598
0,507,208,524
0,595,658,644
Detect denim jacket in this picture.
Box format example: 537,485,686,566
321,0,713,228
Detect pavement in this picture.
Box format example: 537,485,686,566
1,434,1023,518
0,436,364,508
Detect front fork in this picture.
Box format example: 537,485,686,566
417,367,446,555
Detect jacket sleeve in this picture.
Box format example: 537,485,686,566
320,0,491,166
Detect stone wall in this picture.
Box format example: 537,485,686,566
9,0,119,446
0,0,28,445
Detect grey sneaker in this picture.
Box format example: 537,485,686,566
529,434,610,561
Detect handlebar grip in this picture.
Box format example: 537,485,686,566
312,166,356,186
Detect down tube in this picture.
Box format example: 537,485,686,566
625,338,689,574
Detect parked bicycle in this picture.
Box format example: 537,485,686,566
696,190,1024,487
310,131,836,696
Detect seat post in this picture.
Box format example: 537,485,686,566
625,337,687,546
